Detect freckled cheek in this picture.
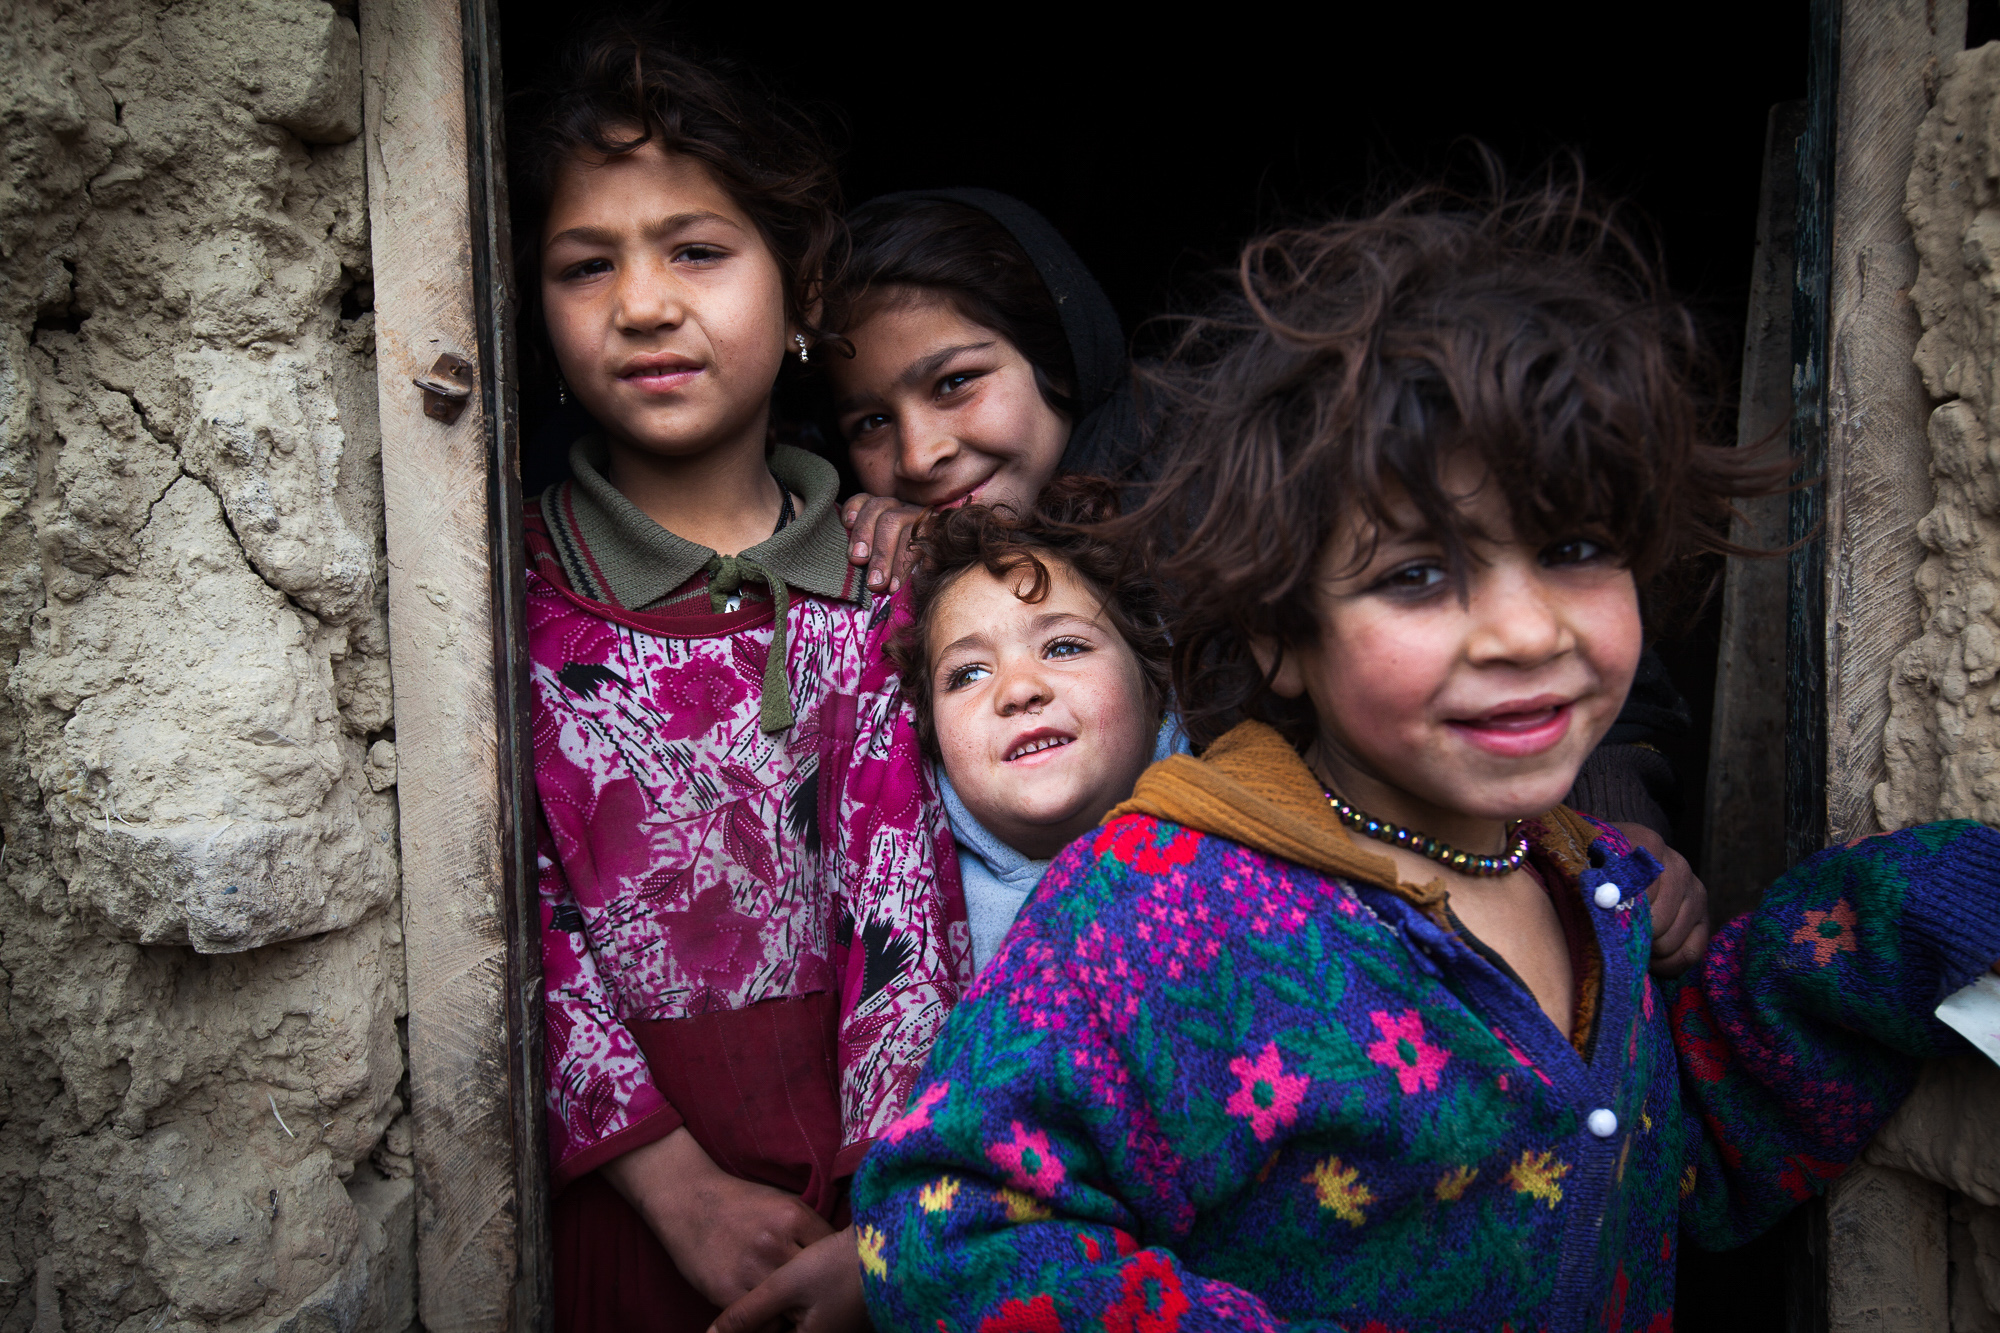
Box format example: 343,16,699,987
1069,670,1154,770
1579,583,1645,703
934,695,996,795
1314,626,1454,755
541,294,596,375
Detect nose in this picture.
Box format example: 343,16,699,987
612,255,686,335
1463,559,1572,667
992,655,1053,717
895,411,960,482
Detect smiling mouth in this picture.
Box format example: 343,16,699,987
1006,735,1073,762
1445,699,1576,758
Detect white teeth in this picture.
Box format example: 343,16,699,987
1007,736,1072,762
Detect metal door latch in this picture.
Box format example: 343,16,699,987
414,353,474,423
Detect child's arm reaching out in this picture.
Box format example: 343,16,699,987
1670,820,2000,1249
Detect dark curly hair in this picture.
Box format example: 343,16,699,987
896,474,1172,758
510,19,847,369
1105,163,1789,751
833,196,1078,421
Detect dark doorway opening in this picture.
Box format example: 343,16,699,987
493,5,1810,1328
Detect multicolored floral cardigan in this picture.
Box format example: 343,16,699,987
852,723,2000,1333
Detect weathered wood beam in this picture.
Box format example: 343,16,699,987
359,0,541,1327
1705,99,1801,922
1811,1,1966,1330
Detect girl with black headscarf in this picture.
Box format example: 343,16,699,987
825,189,1136,593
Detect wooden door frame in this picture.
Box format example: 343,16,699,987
360,0,548,1327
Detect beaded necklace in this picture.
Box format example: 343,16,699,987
1322,789,1528,877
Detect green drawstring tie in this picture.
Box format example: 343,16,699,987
706,554,793,733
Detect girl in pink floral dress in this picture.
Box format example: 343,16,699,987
512,27,968,1333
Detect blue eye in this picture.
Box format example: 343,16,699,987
944,663,991,690
1045,638,1089,660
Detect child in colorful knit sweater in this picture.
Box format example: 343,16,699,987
514,27,968,1333
849,179,2000,1332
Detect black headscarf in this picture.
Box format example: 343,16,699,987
866,188,1140,477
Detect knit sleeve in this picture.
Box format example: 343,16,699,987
851,857,1348,1333
1672,819,2000,1248
537,807,682,1191
826,588,974,1156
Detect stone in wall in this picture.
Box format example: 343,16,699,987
1868,38,2000,1330
0,2,408,1329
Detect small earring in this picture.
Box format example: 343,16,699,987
556,374,569,406
794,334,809,365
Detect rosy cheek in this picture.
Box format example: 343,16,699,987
1318,628,1446,753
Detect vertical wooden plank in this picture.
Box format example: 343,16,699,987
1705,99,1803,922
1826,1166,1951,1333
359,1,523,1328
462,0,552,1325
1814,1,1965,1329
1788,0,1838,874
1822,0,1966,845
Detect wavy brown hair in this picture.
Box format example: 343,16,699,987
1106,165,1790,751
510,19,848,358
896,475,1172,759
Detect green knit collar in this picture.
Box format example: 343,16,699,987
553,436,858,612
544,437,860,734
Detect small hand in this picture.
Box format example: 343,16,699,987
602,1128,833,1308
708,1226,868,1333
841,493,927,594
1614,822,1711,979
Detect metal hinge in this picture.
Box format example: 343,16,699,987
414,353,474,423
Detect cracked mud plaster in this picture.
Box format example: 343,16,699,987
0,3,409,1330
1871,40,2000,1328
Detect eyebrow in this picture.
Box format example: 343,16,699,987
834,341,997,415
932,611,1098,666
543,209,740,251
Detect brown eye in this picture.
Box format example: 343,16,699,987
1541,538,1608,567
1378,561,1447,592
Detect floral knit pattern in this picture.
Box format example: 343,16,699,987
853,817,2000,1333
529,510,971,1186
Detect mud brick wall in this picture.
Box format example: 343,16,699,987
0,2,411,1328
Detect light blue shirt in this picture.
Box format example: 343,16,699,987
941,718,1190,974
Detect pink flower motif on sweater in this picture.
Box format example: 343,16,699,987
1367,1009,1451,1094
987,1122,1066,1194
883,1082,950,1144
1225,1042,1310,1141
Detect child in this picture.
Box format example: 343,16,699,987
512,29,968,1333
829,189,1130,591
849,181,2000,1331
893,476,1175,973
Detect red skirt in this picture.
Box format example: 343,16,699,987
553,993,853,1333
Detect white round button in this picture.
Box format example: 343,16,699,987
1592,884,1621,910
1587,1108,1619,1138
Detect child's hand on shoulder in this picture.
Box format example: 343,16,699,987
601,1128,833,1308
843,493,927,594
708,1225,867,1333
1614,823,1711,979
